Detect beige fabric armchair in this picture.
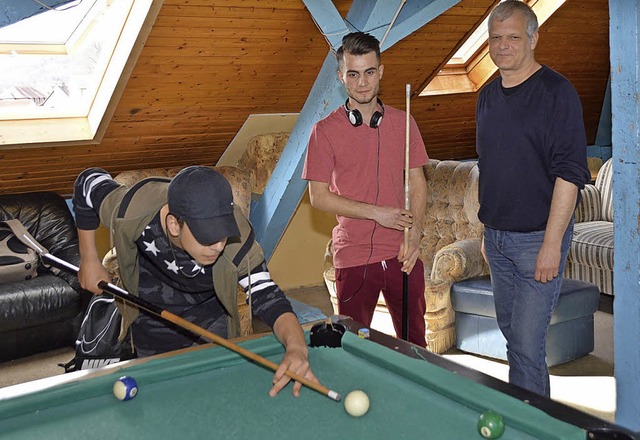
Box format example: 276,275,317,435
323,159,488,353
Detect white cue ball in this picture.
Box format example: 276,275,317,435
344,390,370,417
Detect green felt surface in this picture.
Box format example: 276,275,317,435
0,333,586,440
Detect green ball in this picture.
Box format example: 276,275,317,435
477,411,505,439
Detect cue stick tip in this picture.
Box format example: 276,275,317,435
328,390,342,402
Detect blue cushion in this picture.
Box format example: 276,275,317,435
455,313,595,366
451,276,600,366
451,276,600,324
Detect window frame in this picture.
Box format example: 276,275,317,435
0,0,162,148
420,0,567,97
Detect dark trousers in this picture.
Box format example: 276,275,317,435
335,258,427,347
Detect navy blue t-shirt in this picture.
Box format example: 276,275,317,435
476,65,590,232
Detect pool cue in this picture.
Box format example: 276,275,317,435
38,252,342,402
401,83,411,342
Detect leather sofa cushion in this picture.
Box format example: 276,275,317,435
0,274,83,332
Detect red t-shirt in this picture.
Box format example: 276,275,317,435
302,104,428,269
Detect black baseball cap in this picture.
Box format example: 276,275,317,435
168,166,240,245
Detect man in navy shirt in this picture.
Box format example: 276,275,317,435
476,0,590,397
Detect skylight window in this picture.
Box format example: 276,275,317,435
0,0,158,146
447,17,489,66
0,0,99,54
420,0,566,97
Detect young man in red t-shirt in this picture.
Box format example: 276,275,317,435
302,32,429,347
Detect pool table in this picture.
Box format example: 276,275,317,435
0,318,635,440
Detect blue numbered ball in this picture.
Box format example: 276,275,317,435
113,376,138,401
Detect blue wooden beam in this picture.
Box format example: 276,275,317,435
609,0,640,431
381,0,460,50
345,0,405,39
251,0,459,260
250,51,344,259
301,0,350,49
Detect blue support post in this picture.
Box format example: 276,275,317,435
250,52,345,258
609,0,640,431
251,0,459,260
587,75,613,161
595,75,612,147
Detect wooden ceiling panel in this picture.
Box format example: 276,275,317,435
0,0,610,196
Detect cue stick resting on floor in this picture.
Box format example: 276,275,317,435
38,251,342,402
401,83,411,341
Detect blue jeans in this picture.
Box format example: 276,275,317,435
483,222,573,397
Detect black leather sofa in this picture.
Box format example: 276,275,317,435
0,192,88,362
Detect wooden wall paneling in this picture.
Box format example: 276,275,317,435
535,0,610,145
0,0,611,196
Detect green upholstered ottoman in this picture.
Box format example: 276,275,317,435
451,276,600,366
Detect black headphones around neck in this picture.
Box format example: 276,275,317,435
344,98,384,128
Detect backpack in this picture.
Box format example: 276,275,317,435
60,294,136,372
0,219,56,284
